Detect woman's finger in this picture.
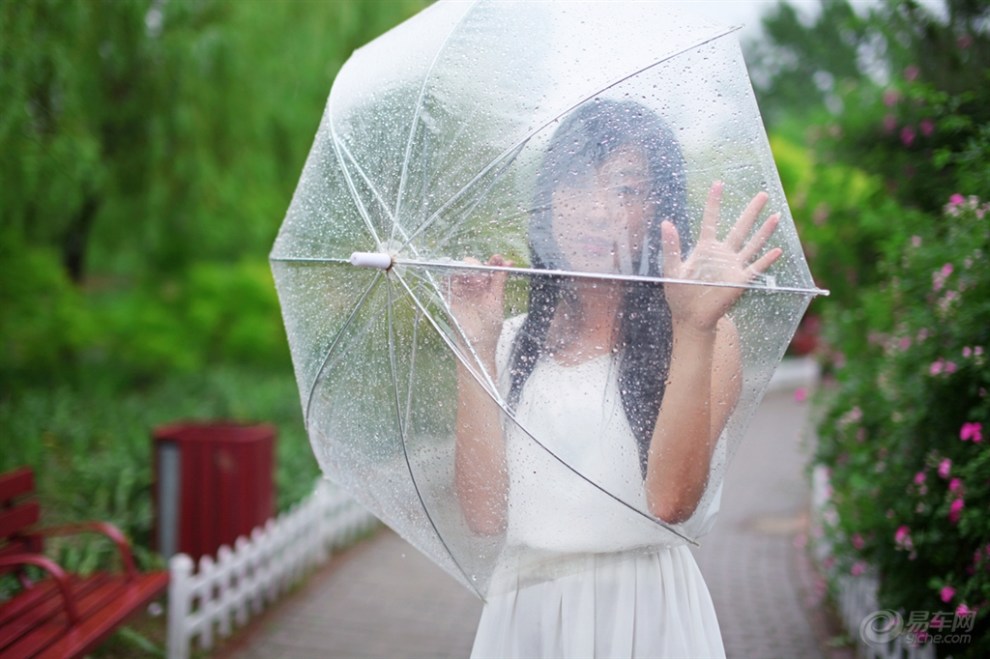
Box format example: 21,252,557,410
699,181,723,244
726,192,769,252
660,220,682,278
746,247,784,278
738,214,780,264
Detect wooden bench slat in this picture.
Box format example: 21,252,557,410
37,572,169,659
0,502,41,539
0,468,34,502
0,573,121,646
0,571,168,658
0,579,63,637
0,575,98,651
1,575,110,658
0,466,170,659
0,572,168,659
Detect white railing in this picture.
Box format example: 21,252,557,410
810,466,935,659
166,479,378,659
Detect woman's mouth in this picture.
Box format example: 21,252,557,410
578,237,613,256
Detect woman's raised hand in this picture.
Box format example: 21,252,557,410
448,254,511,351
660,181,782,332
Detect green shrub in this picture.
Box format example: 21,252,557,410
0,237,96,387
79,259,288,386
1,364,318,573
816,195,990,656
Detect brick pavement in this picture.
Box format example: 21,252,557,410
225,360,836,658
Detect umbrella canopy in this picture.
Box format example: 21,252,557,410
271,0,827,599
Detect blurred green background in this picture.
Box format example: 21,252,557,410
2,0,988,656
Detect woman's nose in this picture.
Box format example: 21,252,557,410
588,186,617,225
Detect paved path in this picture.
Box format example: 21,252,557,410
224,361,840,658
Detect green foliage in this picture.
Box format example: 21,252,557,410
1,0,429,586
770,132,914,316
1,364,320,573
86,261,289,384
1,0,431,385
816,198,990,655
0,234,96,386
750,1,990,655
757,2,990,656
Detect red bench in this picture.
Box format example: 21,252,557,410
0,467,169,658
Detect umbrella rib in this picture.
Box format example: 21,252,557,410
398,258,830,296
390,270,697,547
303,271,383,428
391,0,481,227
396,25,742,255
328,113,385,248
398,139,528,252
385,278,486,601
332,135,433,265
399,267,502,395
266,257,829,297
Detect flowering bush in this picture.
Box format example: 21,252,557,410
815,195,990,656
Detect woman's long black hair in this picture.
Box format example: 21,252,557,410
506,98,693,477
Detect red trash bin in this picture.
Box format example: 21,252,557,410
153,421,275,561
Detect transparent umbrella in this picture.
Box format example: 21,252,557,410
270,0,827,599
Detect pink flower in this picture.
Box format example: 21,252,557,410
930,360,945,375
949,478,963,493
920,118,935,136
794,387,808,403
900,126,916,147
895,525,913,551
852,533,865,550
949,193,966,206
941,586,956,602
938,458,952,478
904,65,920,81
932,263,954,291
850,561,867,576
949,498,964,523
957,603,971,617
960,422,983,443
882,114,897,134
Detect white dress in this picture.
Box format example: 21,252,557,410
470,316,726,659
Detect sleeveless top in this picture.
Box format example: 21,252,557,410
495,315,722,557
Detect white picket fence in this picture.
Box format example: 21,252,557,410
810,466,936,659
166,479,378,659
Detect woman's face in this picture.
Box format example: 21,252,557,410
550,145,653,275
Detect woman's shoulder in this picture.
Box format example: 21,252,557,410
495,313,528,371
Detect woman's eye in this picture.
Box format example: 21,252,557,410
618,185,646,199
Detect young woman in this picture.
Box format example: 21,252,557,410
451,99,781,658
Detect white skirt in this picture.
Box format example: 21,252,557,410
471,545,725,659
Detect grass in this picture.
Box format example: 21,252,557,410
2,363,323,656
1,364,321,571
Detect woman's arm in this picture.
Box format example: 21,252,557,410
645,182,780,523
450,256,511,535
644,316,741,523
454,349,509,535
